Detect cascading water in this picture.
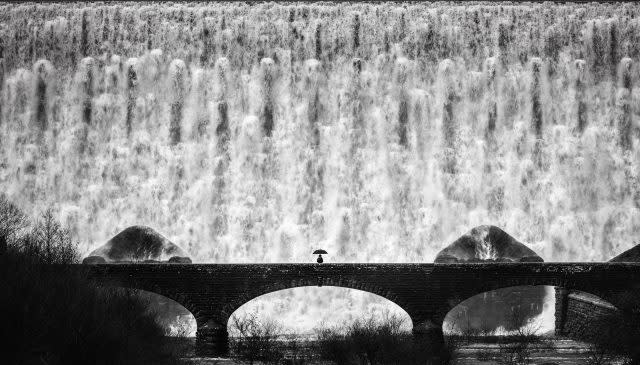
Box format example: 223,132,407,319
1,2,640,335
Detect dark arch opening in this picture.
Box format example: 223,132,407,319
443,285,554,336
124,288,197,337
442,285,620,362
443,285,618,337
227,286,413,336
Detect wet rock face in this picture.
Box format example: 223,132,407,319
435,225,543,263
439,226,546,334
85,225,189,263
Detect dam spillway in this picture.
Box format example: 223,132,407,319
1,1,640,334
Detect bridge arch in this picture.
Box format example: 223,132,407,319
123,287,198,336
195,277,415,357
219,277,414,321
442,275,620,314
442,284,619,342
226,285,414,335
89,277,202,324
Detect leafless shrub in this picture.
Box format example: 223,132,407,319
229,311,284,365
315,312,432,365
497,306,549,365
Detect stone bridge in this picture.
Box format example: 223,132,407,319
77,263,640,356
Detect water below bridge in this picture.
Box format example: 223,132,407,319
168,337,621,364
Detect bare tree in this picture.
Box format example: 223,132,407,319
27,208,79,264
0,194,29,242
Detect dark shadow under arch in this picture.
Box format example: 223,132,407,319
442,284,619,341
443,285,553,336
119,287,198,337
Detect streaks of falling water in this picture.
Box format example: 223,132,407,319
169,59,186,146
617,57,633,151
77,57,94,155
395,57,409,148
439,58,457,176
125,58,138,138
574,59,587,134
32,59,53,139
301,58,324,226
1,2,640,335
484,57,497,150
530,57,543,168
260,58,275,139
212,57,230,241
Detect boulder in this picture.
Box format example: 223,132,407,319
438,226,546,334
85,225,189,262
609,244,640,262
435,225,542,263
435,254,458,263
519,255,545,263
82,255,107,264
168,256,192,263
82,226,194,337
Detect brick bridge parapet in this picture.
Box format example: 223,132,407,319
69,263,640,356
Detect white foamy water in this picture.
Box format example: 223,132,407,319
1,2,639,335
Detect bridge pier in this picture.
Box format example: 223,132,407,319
196,319,229,357
412,319,446,357
554,286,569,336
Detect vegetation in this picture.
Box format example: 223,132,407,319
0,195,179,365
229,311,284,365
315,313,436,365
445,305,552,365
494,307,551,365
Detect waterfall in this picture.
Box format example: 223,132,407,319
1,1,640,334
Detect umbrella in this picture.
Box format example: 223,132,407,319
313,249,327,263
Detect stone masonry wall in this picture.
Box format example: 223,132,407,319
556,289,619,342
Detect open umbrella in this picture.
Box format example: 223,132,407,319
313,249,327,263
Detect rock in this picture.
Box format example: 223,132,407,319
82,255,106,264
438,226,546,334
83,226,195,336
519,255,545,263
609,244,640,262
435,254,458,263
435,225,542,263
168,256,192,263
85,225,190,262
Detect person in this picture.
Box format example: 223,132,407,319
317,254,323,263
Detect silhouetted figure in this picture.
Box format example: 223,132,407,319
313,249,327,263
